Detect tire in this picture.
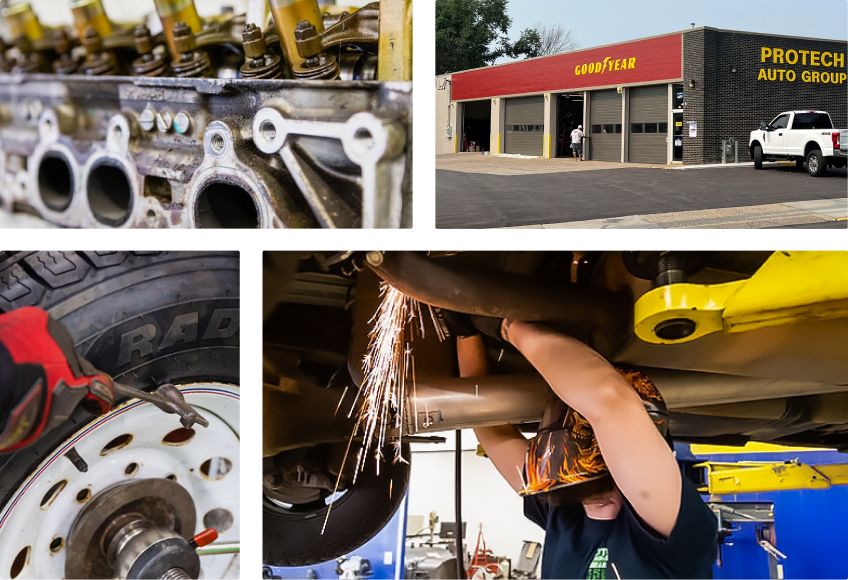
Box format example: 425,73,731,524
806,150,827,177
753,145,763,169
0,251,240,505
796,159,805,170
263,443,411,567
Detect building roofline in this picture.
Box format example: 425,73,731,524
443,27,847,76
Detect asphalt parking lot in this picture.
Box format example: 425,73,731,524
436,159,847,229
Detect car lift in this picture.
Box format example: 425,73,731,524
695,458,848,579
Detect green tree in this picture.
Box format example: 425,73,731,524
508,28,542,59
436,0,513,75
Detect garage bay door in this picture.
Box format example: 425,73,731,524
590,91,622,162
629,86,668,164
505,96,544,156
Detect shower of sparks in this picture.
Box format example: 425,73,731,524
322,283,437,535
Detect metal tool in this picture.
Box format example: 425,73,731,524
113,382,210,429
197,542,240,556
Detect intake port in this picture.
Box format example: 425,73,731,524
86,159,133,226
37,152,75,212
194,181,260,228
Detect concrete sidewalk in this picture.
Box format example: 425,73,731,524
502,198,847,229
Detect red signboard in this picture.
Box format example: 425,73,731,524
451,34,683,101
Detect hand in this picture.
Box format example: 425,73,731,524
0,307,115,453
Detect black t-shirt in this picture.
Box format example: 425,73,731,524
524,477,717,579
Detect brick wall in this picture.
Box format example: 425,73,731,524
683,29,847,164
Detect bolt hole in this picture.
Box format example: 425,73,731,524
101,433,133,456
125,463,139,476
40,479,68,509
260,120,277,142
163,427,196,446
146,209,157,227
210,133,226,154
44,118,52,131
112,124,124,141
10,546,29,579
76,488,91,503
203,508,234,533
354,128,375,150
200,457,233,480
49,537,64,553
166,474,177,481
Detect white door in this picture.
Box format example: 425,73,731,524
763,113,791,155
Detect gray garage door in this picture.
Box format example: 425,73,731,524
505,96,544,156
590,90,622,162
629,85,668,164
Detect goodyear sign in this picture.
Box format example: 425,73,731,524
759,47,846,84
575,56,636,76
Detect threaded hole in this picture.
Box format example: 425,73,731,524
38,152,74,212
200,457,233,480
210,133,226,154
260,121,277,142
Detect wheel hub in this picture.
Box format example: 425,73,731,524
65,479,198,579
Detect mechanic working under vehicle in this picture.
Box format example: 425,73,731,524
0,250,241,580
264,251,848,580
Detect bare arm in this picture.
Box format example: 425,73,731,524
457,335,529,494
505,320,682,538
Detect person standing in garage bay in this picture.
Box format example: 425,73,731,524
453,316,717,579
570,125,585,161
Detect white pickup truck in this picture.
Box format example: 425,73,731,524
749,111,846,177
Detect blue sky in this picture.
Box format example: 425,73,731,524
495,0,848,63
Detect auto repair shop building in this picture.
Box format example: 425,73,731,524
435,27,847,165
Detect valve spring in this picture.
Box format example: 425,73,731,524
81,52,120,75
133,53,169,77
159,567,192,580
240,54,283,79
171,51,212,78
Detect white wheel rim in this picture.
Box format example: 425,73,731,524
0,384,240,579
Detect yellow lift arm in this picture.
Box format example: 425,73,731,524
697,459,848,495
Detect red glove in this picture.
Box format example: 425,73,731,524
0,307,115,453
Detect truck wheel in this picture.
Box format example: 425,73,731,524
263,443,411,568
753,145,763,169
0,251,240,579
795,159,805,170
806,150,827,177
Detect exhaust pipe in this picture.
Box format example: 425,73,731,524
366,251,631,357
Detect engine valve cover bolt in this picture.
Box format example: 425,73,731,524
52,29,83,74
171,21,212,78
133,24,169,77
12,35,46,73
291,20,338,80
240,23,282,79
80,25,120,76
